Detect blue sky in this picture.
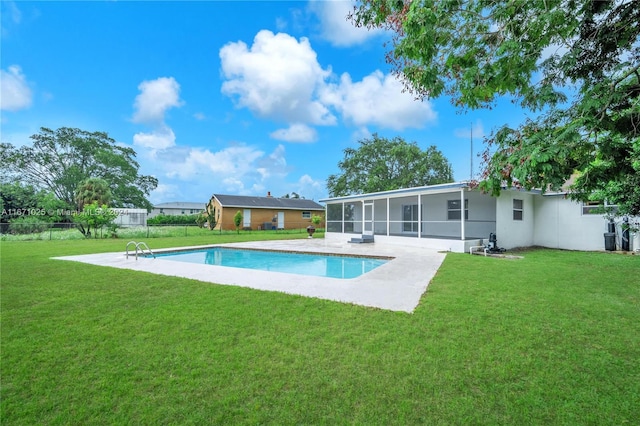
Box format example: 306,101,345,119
1,0,529,205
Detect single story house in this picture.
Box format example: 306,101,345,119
149,202,206,218
319,181,639,253
207,192,325,231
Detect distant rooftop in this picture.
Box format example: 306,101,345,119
213,194,324,210
153,202,205,210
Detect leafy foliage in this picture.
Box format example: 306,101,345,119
72,202,118,238
0,182,69,223
1,127,158,210
8,216,50,235
147,214,202,226
233,210,243,233
327,134,452,197
351,0,640,215
203,199,219,230
75,177,112,210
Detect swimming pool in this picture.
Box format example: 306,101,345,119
154,247,390,279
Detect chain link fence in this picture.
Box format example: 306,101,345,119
0,222,324,241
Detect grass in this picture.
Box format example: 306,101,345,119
1,235,639,425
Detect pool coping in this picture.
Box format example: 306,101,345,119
52,239,447,313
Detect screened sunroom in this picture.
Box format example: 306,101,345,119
321,182,498,252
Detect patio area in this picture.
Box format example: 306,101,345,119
53,239,447,313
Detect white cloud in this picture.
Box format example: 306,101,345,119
149,183,179,204
163,143,291,196
270,123,317,143
167,144,265,180
219,30,438,138
193,112,206,120
133,125,176,150
0,65,32,111
275,16,287,31
220,30,336,126
323,70,437,130
454,120,485,140
131,76,183,152
309,0,385,47
6,1,22,24
132,76,183,123
295,174,325,200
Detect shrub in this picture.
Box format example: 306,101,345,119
147,214,201,226
8,216,50,234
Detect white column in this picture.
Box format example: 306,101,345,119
460,188,466,240
418,193,422,239
341,202,345,233
386,198,390,236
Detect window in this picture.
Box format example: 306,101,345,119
582,201,618,216
513,199,523,221
402,204,419,232
181,210,185,214
582,201,601,215
159,209,164,214
302,211,311,219
447,199,468,220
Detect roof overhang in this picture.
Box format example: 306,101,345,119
319,182,472,203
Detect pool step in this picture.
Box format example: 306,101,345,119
349,235,374,244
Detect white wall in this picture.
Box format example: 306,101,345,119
533,196,607,251
496,191,535,249
112,208,148,227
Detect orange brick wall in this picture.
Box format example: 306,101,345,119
206,198,324,230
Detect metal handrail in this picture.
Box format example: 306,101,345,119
125,241,155,260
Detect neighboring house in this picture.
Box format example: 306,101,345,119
149,202,205,218
207,192,324,231
320,181,639,253
111,208,148,227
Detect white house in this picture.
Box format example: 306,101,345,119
320,182,639,253
149,202,205,218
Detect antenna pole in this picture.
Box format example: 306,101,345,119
470,123,473,181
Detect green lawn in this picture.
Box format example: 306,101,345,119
1,235,639,425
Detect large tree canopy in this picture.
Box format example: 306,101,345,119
1,127,158,210
351,0,640,215
327,134,452,197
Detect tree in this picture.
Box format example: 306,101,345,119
326,134,453,197
350,1,640,215
1,127,158,210
0,182,68,223
281,192,303,199
75,177,112,210
233,210,243,234
73,202,118,238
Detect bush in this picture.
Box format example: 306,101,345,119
147,214,201,226
8,216,50,234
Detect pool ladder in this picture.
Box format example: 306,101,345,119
126,241,156,260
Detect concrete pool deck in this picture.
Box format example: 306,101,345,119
52,239,447,313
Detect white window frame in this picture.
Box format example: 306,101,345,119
402,204,419,232
447,199,468,220
301,211,311,219
513,199,524,221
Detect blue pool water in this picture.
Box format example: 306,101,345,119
154,247,389,279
